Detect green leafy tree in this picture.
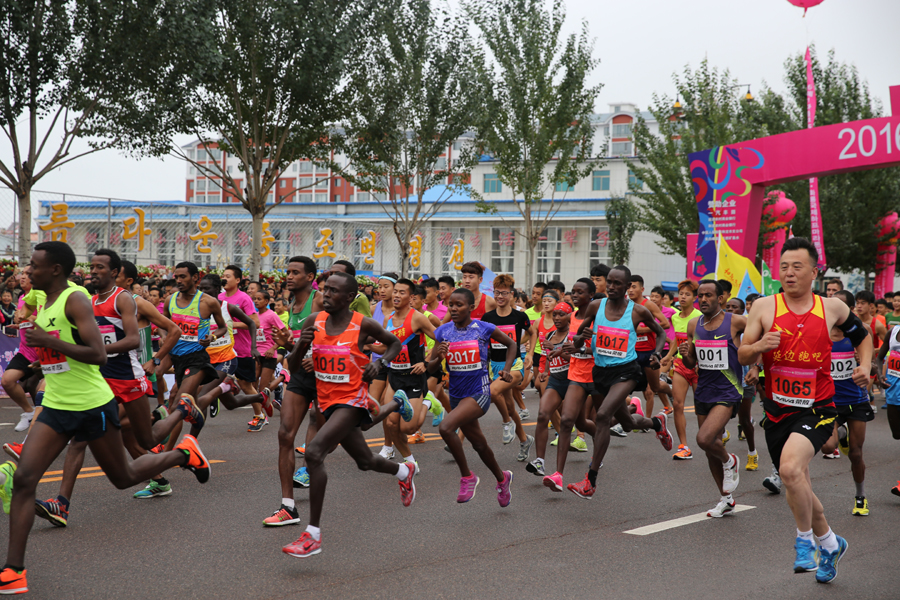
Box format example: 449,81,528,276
467,0,600,283
170,0,377,278
606,197,639,265
0,0,201,263
341,0,485,278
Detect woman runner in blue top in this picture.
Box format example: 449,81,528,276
429,288,516,507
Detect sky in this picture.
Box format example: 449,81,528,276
2,0,898,206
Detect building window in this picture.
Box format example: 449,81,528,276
610,141,632,157
537,227,562,281
483,173,501,194
314,193,327,203
196,149,207,161
188,181,194,190
315,178,328,189
291,163,298,172
555,181,574,193
453,141,460,151
333,194,341,202
334,179,342,187
590,226,610,269
592,170,610,191
612,123,632,138
206,191,220,203
435,157,447,170
280,179,287,188
491,228,515,274
299,161,313,173
356,192,368,202
227,165,233,173
628,170,644,189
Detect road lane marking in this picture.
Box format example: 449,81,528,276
39,460,225,484
624,504,756,535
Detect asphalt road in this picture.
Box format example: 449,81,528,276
0,389,898,600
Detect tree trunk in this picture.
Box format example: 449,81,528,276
17,188,32,265
249,210,264,280
527,234,537,288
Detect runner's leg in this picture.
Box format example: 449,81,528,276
695,407,733,494
278,390,310,499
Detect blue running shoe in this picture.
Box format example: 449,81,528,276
816,536,848,583
427,392,444,426
395,390,413,422
793,538,819,573
293,467,310,488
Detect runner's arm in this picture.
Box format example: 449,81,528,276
414,310,437,341
875,327,892,385
680,319,698,369
26,291,107,365
634,304,667,357
227,301,259,358
830,298,872,387
102,291,141,355
137,297,181,362
573,300,599,347
288,312,319,372
738,297,778,366
362,317,402,365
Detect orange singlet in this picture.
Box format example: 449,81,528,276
312,311,370,413
761,294,835,422
568,315,593,384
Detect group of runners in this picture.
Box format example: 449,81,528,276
0,235,888,593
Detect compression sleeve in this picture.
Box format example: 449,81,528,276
838,312,868,347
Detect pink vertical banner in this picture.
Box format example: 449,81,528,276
806,47,826,268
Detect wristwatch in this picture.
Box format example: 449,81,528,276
153,357,161,366
379,358,391,371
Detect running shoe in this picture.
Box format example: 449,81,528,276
706,497,735,518
721,429,730,445
672,444,692,460
517,435,534,462
34,498,68,527
209,398,220,418
177,394,205,430
426,391,444,425
823,449,840,459
273,383,284,408
399,461,417,507
892,482,900,497
175,434,211,483
525,459,545,476
407,430,425,444
0,567,27,595
518,408,530,420
149,444,164,454
283,531,322,558
151,404,168,424
133,480,172,498
293,467,310,488
763,468,782,494
722,453,740,494
501,421,515,445
0,461,15,514
852,496,869,516
837,426,849,456
655,412,673,451
793,538,819,573
569,435,588,452
247,415,267,432
549,433,559,447
295,444,306,456
662,406,673,415
610,424,628,437
542,471,563,492
3,442,22,462
14,411,33,433
745,454,759,471
737,424,745,441
815,535,848,583
263,504,300,527
260,388,273,418
457,473,479,503
497,470,513,507
567,473,595,499
395,390,413,422
220,374,239,394
630,397,644,417
378,446,395,460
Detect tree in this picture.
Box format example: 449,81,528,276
467,0,600,284
606,197,639,265
341,0,484,278
169,0,377,279
627,60,794,259
779,47,900,277
0,0,199,263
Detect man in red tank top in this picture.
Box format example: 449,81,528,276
740,237,872,584
281,272,418,559
627,275,673,416
441,262,495,323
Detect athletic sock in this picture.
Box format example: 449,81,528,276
56,495,70,510
724,454,736,469
282,498,295,510
422,399,432,410
156,477,169,486
305,524,321,541
2,565,24,574
380,445,392,455
722,494,733,503
587,469,598,486
255,413,265,419
748,449,758,457
395,463,410,480
403,454,414,464
855,481,866,497
816,528,840,553
797,528,815,544
651,417,661,432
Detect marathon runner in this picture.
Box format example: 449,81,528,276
627,274,673,417
877,299,900,498
660,280,701,459
725,297,759,470
739,237,870,584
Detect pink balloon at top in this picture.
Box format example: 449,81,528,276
877,212,900,243
787,0,824,8
763,191,797,225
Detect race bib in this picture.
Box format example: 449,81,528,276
830,351,856,381
209,332,231,348
636,335,648,343
447,340,481,372
675,333,689,351
770,366,816,408
594,326,628,359
695,339,728,370
390,345,411,370
492,324,517,350
888,350,900,379
256,328,266,343
175,314,199,342
549,354,569,374
37,331,70,374
99,324,116,346
313,345,351,383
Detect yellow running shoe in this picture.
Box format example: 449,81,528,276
569,435,588,452
745,453,759,471
721,429,731,445
852,496,869,516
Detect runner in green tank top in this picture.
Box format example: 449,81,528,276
0,242,211,596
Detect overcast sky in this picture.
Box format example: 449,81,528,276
3,0,898,205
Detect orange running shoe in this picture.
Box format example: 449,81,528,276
407,430,425,444
672,444,693,460
3,442,22,462
283,531,321,558
175,434,210,483
0,567,27,594
892,482,900,497
149,444,164,454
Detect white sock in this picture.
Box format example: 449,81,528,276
380,445,393,454
255,413,265,419
724,454,736,469
816,528,839,552
722,494,733,503
403,454,414,464
748,450,758,456
305,524,321,541
797,528,815,544
282,498,295,509
422,399,432,410
395,463,410,480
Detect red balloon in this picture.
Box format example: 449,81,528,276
787,0,825,7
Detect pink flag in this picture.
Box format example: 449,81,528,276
806,47,826,269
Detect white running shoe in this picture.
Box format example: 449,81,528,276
379,446,395,460
610,424,627,437
722,453,740,494
763,468,782,494
501,421,515,445
707,496,736,518
14,412,33,433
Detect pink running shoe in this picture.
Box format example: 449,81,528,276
457,473,479,503
496,470,513,507
542,471,563,492
655,412,673,451
630,397,645,417
283,531,321,558
399,461,417,507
